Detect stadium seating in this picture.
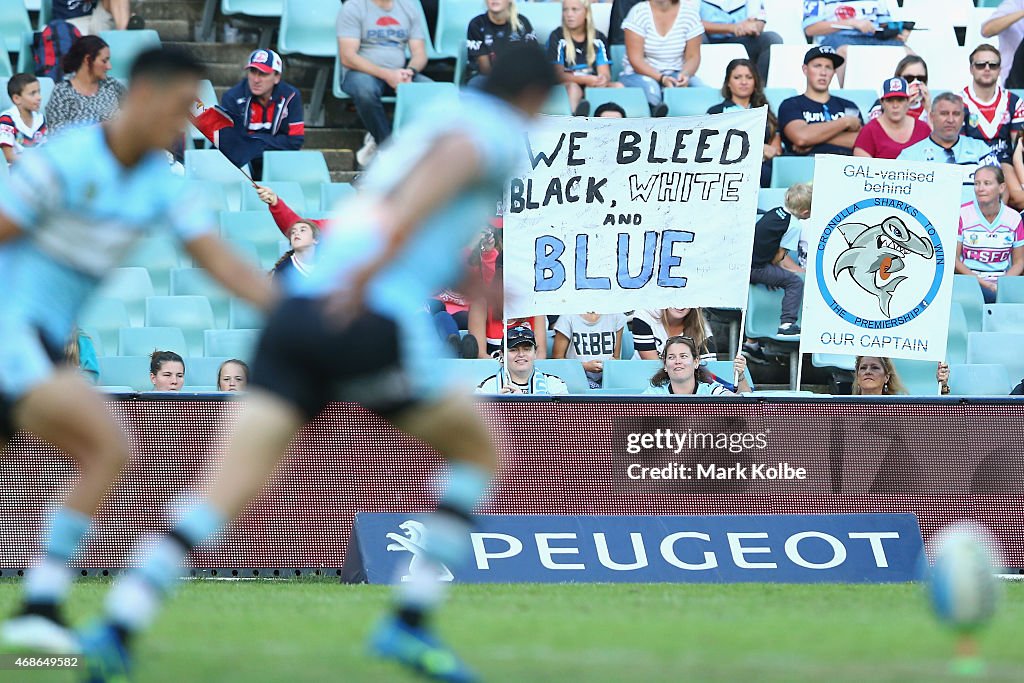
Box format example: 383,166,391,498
964,7,995,52
523,3,564,46
277,0,335,57
184,179,230,213
835,89,877,118
186,356,232,388
145,296,216,357
946,303,969,364
763,87,797,114
704,360,755,391
0,40,13,78
230,298,264,329
968,332,1024,382
694,43,747,88
771,156,814,188
811,353,856,372
843,47,906,91
0,0,30,62
592,2,611,37
99,30,162,81
758,188,786,212
393,81,459,131
953,274,985,332
768,44,835,90
948,363,1011,396
80,297,130,356
122,235,187,295
434,0,479,61
610,44,626,83
435,359,499,389
899,0,973,28
891,358,941,396
224,239,262,267
745,283,802,340
185,150,249,211
983,304,1024,333
204,328,259,358
542,86,573,116
170,268,231,328
221,0,283,19
321,182,356,210
535,359,589,394
602,359,660,392
262,151,331,211
585,86,649,118
119,326,188,357
96,267,155,326
763,0,808,46
663,87,722,117
239,180,306,213
996,277,1024,304
220,211,286,267
914,45,969,92
98,356,152,391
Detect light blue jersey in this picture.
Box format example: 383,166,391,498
700,1,766,29
0,125,215,398
643,381,733,396
897,135,999,194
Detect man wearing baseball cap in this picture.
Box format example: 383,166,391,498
777,46,863,157
852,77,931,159
475,326,569,395
215,48,305,178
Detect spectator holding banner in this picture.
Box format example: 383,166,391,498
898,93,999,174
476,326,568,394
551,312,626,388
777,46,862,157
632,308,716,362
548,0,620,116
865,55,931,125
707,58,780,187
852,77,930,160
698,0,780,83
642,335,739,395
851,356,907,395
467,0,538,88
955,165,1024,304
619,0,704,115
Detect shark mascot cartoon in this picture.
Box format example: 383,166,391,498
833,216,935,317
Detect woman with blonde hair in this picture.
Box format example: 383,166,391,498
466,0,538,87
548,0,622,115
852,356,908,396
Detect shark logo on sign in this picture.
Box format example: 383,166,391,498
386,520,454,582
833,216,935,317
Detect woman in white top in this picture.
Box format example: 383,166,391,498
619,0,704,114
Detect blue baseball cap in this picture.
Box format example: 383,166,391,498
881,76,910,99
247,49,283,74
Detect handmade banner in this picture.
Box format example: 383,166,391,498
502,108,766,317
800,155,963,362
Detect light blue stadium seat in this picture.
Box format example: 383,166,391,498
436,359,500,389
239,180,306,213
946,302,968,364
119,326,187,357
34,0,53,29
199,0,283,44
757,188,787,212
948,363,1011,396
184,179,230,213
610,44,626,82
277,0,336,57
996,276,1024,303
262,150,331,211
97,385,135,393
535,359,589,393
185,150,249,211
664,87,723,117
321,182,356,210
332,51,397,104
745,283,801,340
98,30,162,81
771,156,815,188
79,297,130,357
834,88,877,118
764,87,797,114
434,0,479,61
224,238,262,267
953,274,985,332
523,2,563,44
96,267,155,326
186,356,232,388
602,359,661,391
968,331,1024,381
121,234,187,295
221,0,283,18
621,327,634,360
0,1,31,62
229,298,264,329
220,211,285,268
98,356,153,391
0,40,14,78
811,354,856,371
541,86,572,115
583,86,649,118
704,360,755,391
394,81,459,130
891,358,940,396
204,328,259,359
983,303,1024,332
170,268,231,328
145,296,216,357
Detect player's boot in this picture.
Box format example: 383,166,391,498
370,616,479,683
0,603,80,654
78,621,132,683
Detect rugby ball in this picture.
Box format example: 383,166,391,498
928,523,1000,632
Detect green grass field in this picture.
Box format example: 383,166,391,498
1,579,1021,683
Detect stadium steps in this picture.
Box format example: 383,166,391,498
133,0,208,22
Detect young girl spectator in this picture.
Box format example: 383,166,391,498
45,35,126,135
632,307,715,361
619,0,704,115
551,312,626,388
707,58,781,187
217,359,249,392
548,0,621,116
853,77,930,159
642,335,739,395
256,185,329,236
955,165,1024,303
866,56,930,124
149,351,185,392
271,220,320,279
466,0,537,88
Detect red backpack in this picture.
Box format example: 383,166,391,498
32,20,82,81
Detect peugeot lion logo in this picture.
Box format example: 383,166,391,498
833,216,935,317
386,520,454,582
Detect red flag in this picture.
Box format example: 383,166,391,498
190,98,233,146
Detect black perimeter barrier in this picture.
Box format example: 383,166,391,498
0,394,1021,577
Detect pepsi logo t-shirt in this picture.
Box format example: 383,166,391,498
336,0,425,71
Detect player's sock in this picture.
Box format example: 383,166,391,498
21,506,90,617
103,500,225,641
395,462,490,628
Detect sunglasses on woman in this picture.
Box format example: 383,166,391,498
902,74,927,84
